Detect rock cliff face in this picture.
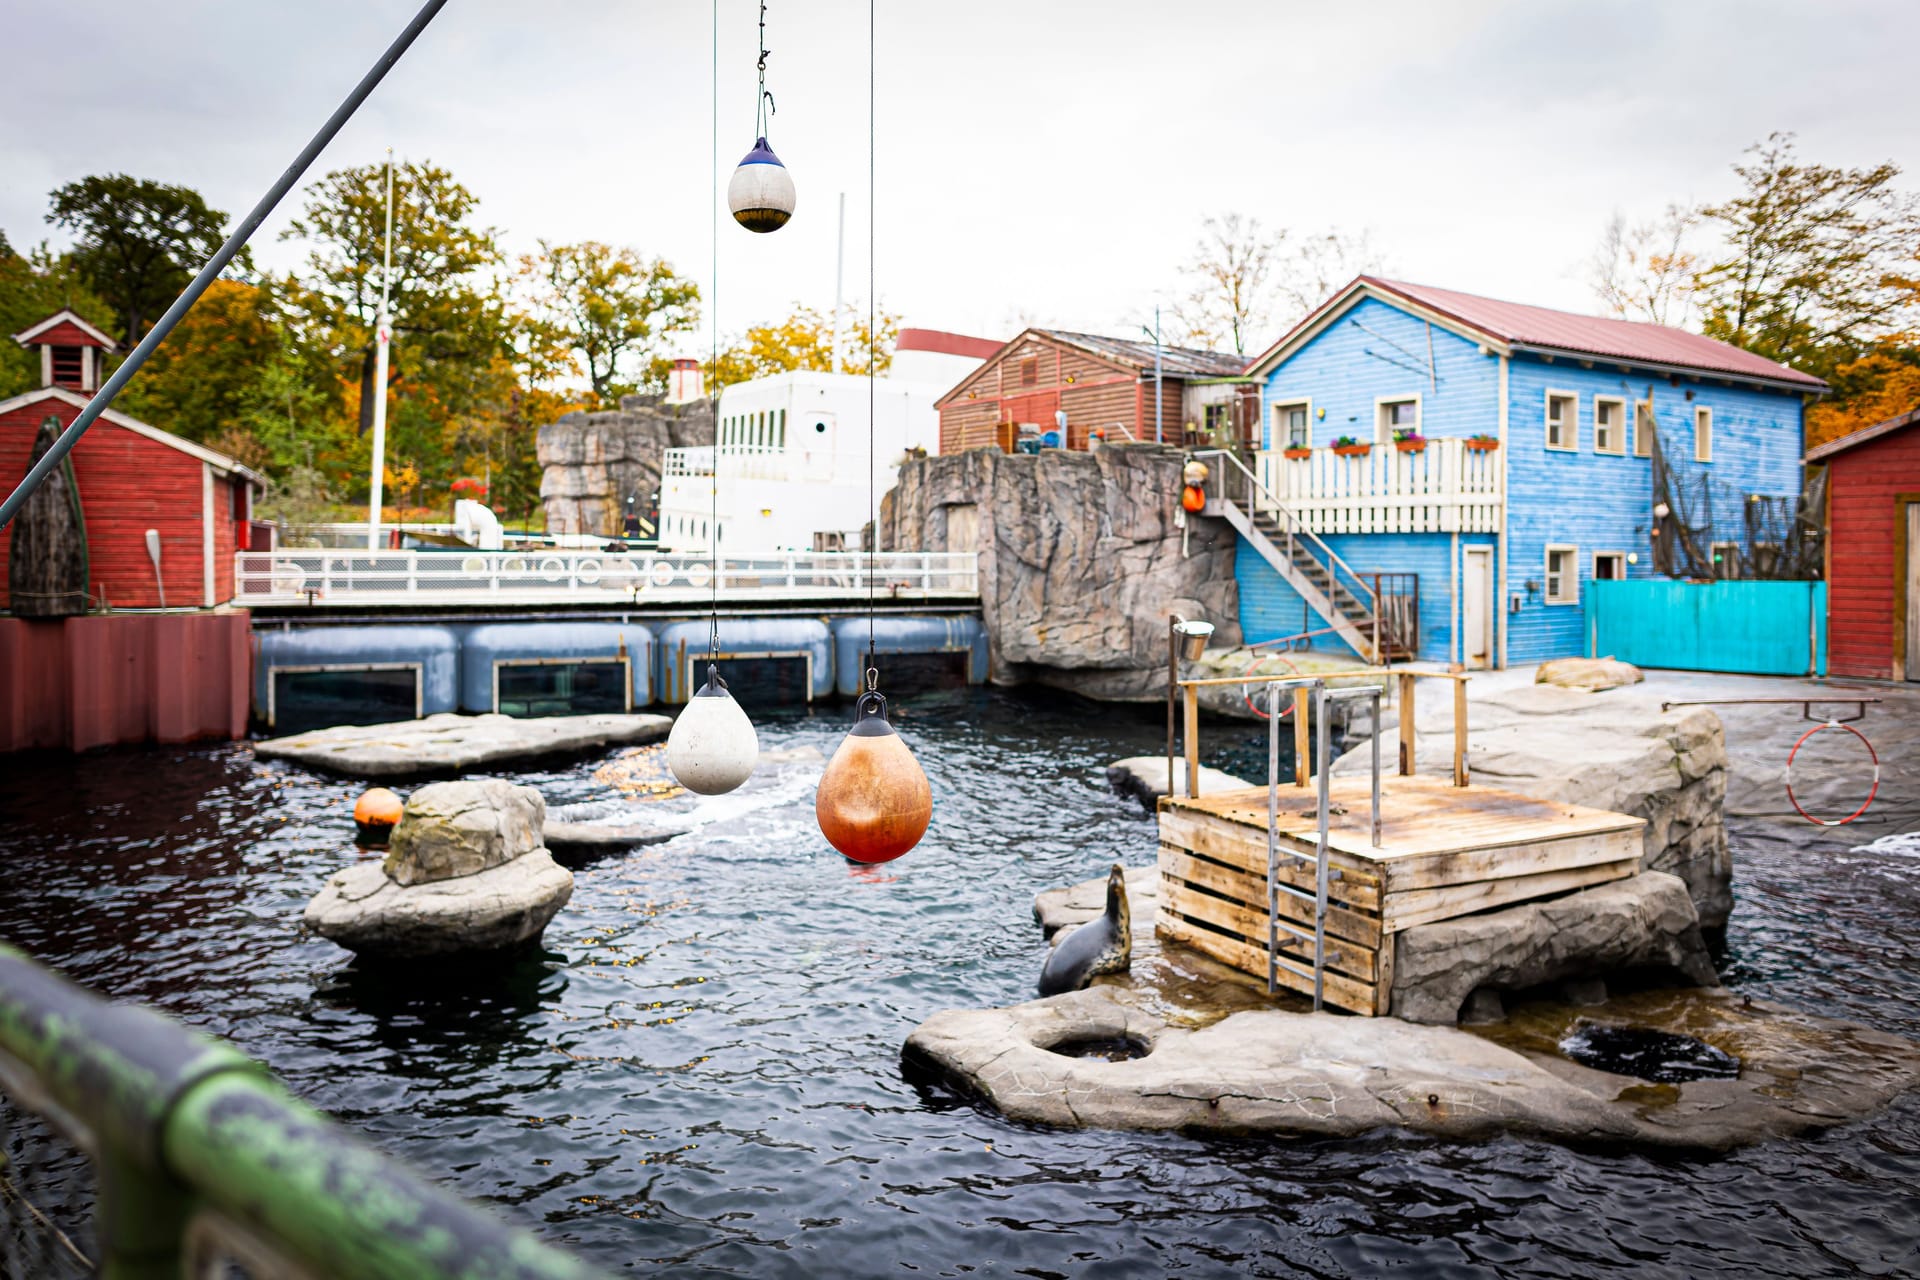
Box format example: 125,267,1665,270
879,445,1241,700
538,393,715,537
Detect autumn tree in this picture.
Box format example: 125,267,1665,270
517,240,700,404
46,175,237,349
705,304,900,389
1589,204,1700,327
1172,215,1385,354
0,241,117,400
1692,133,1919,379
280,160,508,442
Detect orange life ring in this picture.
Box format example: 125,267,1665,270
1181,485,1206,513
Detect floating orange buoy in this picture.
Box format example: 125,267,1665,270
816,689,931,864
353,786,404,846
1181,485,1206,512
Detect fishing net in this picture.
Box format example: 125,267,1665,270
1649,422,1825,581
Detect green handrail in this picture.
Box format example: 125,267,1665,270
0,944,605,1280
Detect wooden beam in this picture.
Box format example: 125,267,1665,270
1292,685,1310,786
1452,678,1469,787
1183,682,1200,798
1397,673,1417,776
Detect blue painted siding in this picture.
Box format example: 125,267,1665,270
1260,297,1500,449
1502,354,1806,664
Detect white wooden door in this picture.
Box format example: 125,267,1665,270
1907,504,1920,681
1463,546,1493,668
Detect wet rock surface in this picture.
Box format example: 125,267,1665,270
538,392,714,537
1104,757,1251,811
384,779,545,886
880,445,1241,700
303,853,573,957
255,712,672,779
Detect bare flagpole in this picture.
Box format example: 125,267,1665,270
0,0,450,532
367,147,395,550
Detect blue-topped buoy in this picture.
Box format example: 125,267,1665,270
728,137,796,233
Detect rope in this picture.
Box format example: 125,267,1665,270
756,0,775,137
866,0,876,676
708,0,720,670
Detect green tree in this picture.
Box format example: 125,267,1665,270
0,242,117,400
705,303,900,389
46,175,237,349
280,160,508,442
1693,133,1919,379
118,278,291,445
517,240,700,404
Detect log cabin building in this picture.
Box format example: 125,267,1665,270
934,328,1255,454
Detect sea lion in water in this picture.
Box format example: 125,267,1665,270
1038,864,1132,996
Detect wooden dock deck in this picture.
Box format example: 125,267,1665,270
1155,775,1646,1015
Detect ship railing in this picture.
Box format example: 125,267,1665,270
234,549,983,605
0,944,601,1279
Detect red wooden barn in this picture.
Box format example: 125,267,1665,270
2,309,265,612
934,328,1254,454
1807,407,1920,682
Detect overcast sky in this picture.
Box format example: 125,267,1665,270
8,0,1918,356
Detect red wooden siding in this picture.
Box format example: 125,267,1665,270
0,393,217,610
31,320,111,348
1823,422,1920,680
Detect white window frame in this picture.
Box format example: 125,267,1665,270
1593,550,1627,581
1592,395,1627,456
1374,392,1421,445
1709,540,1739,579
1632,400,1653,458
1544,544,1580,604
1272,398,1312,450
1694,405,1713,463
1544,389,1579,452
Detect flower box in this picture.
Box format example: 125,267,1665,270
1393,438,1427,454
1282,447,1312,460
1331,443,1371,458
1465,437,1501,453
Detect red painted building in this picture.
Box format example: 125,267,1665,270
1807,408,1920,681
2,309,265,611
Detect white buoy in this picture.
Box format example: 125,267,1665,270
728,138,796,233
666,667,759,794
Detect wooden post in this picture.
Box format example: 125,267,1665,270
1292,685,1310,787
1452,677,1470,786
1397,673,1417,776
1183,682,1200,798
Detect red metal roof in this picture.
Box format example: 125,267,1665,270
1362,277,1826,389
1805,405,1920,462
896,328,1003,359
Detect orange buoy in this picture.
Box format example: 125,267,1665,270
353,786,404,847
1181,484,1206,512
815,690,931,864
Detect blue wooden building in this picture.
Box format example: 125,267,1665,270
1207,277,1825,668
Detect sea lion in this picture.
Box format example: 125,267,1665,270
1037,863,1132,996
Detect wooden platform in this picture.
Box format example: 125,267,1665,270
1155,775,1646,1015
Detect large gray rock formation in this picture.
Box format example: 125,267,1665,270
304,780,573,957
1389,871,1719,1024
879,445,1241,700
1334,683,1732,929
538,393,715,537
255,712,671,780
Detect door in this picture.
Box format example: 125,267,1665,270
1463,546,1494,669
1908,503,1920,681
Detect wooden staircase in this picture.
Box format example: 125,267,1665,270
1195,450,1415,664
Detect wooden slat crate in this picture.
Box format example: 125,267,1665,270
1155,775,1645,1015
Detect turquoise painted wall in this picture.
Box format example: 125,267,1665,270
1589,579,1827,676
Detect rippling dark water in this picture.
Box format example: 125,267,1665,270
2,687,1918,1278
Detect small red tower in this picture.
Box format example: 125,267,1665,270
11,309,117,393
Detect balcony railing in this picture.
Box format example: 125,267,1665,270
1256,438,1503,534
663,445,793,481
234,549,981,606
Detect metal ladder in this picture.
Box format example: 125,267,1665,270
1258,679,1384,1010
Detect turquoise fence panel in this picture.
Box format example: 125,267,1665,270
1588,580,1827,676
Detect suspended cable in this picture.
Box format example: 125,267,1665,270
867,0,876,676
710,0,720,667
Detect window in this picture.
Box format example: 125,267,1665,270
1019,357,1039,387
1593,551,1627,581
1593,396,1626,455
1204,402,1232,441
1694,406,1713,463
50,346,83,388
1545,545,1579,604
1633,401,1653,458
777,408,787,448
1274,399,1311,449
1545,392,1577,450
1375,395,1419,444
1709,540,1739,579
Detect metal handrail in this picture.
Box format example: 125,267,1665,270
0,945,601,1279
1192,448,1382,652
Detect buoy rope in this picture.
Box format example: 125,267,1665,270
755,0,774,139
866,0,876,674
1785,719,1881,827
708,0,720,671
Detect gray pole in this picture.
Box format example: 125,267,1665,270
0,0,450,532
1154,305,1164,446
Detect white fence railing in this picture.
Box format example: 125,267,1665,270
1255,438,1504,534
235,550,981,606
663,445,793,480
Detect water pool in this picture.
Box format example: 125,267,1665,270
1,687,1916,1277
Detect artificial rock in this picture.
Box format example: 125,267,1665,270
304,853,573,958
538,392,714,537
384,779,546,887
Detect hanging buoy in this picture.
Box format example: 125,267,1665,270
816,686,931,864
729,138,796,233
665,666,759,795
1181,485,1206,512
1182,459,1210,486
353,786,404,847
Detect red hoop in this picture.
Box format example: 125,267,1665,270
1784,720,1881,827
1242,656,1301,720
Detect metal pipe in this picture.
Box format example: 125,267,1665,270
1266,678,1280,995
1370,687,1382,847
1313,681,1331,1012
0,0,452,532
